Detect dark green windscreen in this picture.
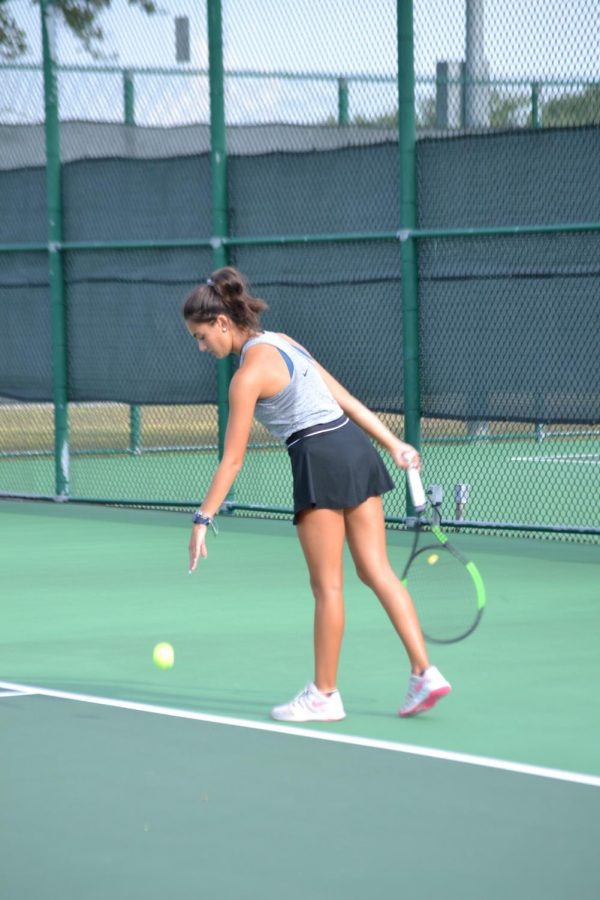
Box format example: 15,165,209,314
1,125,598,423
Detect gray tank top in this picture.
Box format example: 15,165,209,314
239,332,343,441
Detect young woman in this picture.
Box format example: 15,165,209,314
183,266,451,721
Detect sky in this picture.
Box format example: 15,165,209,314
1,0,599,125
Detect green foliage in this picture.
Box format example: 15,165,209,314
543,84,600,127
416,95,436,129
489,84,600,129
326,96,434,130
0,0,156,60
489,89,530,128
353,111,397,128
0,6,28,59
325,83,600,132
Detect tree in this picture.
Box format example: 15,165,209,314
488,89,530,129
0,4,27,58
327,96,435,131
542,84,600,128
488,84,600,129
0,0,156,60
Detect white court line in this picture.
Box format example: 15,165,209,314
0,688,38,698
1,679,598,789
511,453,599,464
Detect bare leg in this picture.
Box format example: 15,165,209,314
296,508,346,693
344,496,429,674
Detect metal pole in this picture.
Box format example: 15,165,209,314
41,0,69,498
207,0,233,468
465,1,489,434
531,81,540,128
397,0,420,515
436,60,464,130
123,69,142,453
129,405,142,454
124,69,135,124
175,16,191,63
337,77,349,126
465,0,488,128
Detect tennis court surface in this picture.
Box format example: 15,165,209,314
2,499,599,899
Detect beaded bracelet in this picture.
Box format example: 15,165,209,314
192,509,219,535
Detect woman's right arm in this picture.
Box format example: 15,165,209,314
188,366,262,571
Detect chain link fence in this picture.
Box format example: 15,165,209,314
0,0,598,537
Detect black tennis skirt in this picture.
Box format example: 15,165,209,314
286,414,395,523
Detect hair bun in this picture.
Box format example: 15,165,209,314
224,276,244,297
183,266,267,330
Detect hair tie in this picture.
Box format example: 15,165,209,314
206,277,214,287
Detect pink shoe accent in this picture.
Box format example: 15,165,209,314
399,684,451,717
416,685,451,713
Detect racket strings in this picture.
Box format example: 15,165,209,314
405,546,480,642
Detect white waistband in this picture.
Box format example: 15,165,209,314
286,417,350,449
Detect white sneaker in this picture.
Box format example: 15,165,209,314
271,682,346,722
399,666,452,717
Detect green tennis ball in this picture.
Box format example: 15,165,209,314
152,642,175,669
427,553,440,566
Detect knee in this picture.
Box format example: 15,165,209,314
354,559,390,589
310,577,344,603
354,564,374,587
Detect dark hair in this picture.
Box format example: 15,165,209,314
183,267,268,331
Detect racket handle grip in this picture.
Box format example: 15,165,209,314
406,464,427,512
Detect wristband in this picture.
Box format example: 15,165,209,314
192,509,218,535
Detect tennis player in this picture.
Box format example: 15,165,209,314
183,267,451,721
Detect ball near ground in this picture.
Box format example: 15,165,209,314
152,642,175,669
427,553,439,565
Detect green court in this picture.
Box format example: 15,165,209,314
2,499,599,899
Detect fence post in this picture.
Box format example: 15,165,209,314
397,0,420,516
123,69,142,453
436,60,463,130
464,0,489,128
124,69,135,125
338,77,349,126
207,0,233,480
41,0,69,499
531,81,540,128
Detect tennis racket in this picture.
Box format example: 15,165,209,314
402,461,486,644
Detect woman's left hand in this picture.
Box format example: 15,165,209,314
189,524,208,572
